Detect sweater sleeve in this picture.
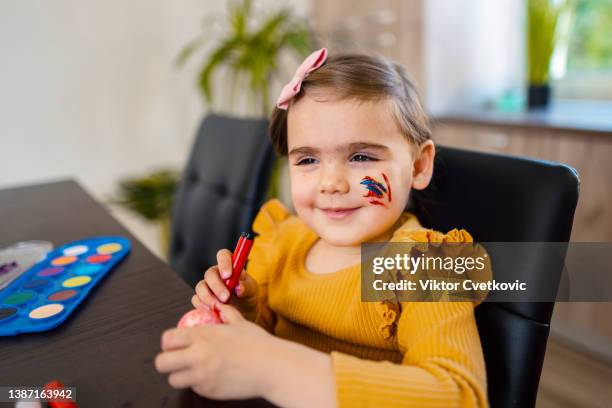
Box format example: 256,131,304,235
246,198,291,333
330,227,489,407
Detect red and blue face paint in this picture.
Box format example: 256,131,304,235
360,173,392,207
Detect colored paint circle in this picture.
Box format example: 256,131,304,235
63,245,89,256
3,290,36,306
74,264,103,275
0,306,18,322
37,267,65,278
97,243,122,255
86,254,112,264
62,276,92,288
22,279,50,291
29,303,64,320
51,256,78,266
48,289,78,302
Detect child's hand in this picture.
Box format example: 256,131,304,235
155,303,275,400
192,249,259,320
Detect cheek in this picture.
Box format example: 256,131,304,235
290,172,317,207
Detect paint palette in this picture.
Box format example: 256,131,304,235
0,236,130,336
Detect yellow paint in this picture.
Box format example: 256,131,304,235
29,303,64,319
51,256,77,266
62,276,92,288
97,243,122,255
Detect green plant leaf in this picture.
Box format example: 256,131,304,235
229,0,252,39
198,38,241,103
175,37,205,67
527,0,573,84
113,170,180,221
186,0,314,113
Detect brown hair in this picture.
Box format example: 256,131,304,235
269,53,431,155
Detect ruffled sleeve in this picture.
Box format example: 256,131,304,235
331,226,489,407
375,226,477,337
246,199,291,332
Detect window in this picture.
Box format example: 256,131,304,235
553,0,612,100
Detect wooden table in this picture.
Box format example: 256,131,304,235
0,180,272,407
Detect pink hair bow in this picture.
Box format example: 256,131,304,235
275,48,328,110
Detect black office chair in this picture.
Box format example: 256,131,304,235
409,146,580,408
170,114,275,287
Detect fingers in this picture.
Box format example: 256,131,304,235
195,278,217,307
191,294,201,309
215,303,243,324
203,266,230,303
216,249,233,280
167,369,193,389
161,328,192,351
155,348,192,374
234,271,256,298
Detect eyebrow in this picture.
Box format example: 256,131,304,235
288,146,318,157
288,142,390,157
349,142,389,152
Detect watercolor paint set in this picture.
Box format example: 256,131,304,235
0,236,130,336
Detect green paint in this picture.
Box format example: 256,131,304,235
3,290,36,306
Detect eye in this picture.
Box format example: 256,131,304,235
350,153,377,162
295,157,318,166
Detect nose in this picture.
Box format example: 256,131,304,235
319,165,350,195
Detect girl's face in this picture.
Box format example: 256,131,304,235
287,93,433,246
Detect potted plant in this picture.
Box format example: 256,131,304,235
177,0,314,201
177,0,314,117
112,169,180,257
526,0,572,108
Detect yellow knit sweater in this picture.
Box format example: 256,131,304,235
246,199,488,408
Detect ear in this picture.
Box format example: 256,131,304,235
411,140,435,190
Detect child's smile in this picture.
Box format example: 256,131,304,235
319,206,361,220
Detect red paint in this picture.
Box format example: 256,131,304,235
361,173,392,207
86,254,112,264
48,290,78,302
44,380,78,408
382,173,392,202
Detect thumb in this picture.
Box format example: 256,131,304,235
214,302,243,324
236,272,258,298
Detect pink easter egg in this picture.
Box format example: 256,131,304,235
177,306,222,328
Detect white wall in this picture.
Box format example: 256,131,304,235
0,0,309,258
0,0,221,193
424,0,525,114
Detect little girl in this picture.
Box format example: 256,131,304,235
155,48,488,408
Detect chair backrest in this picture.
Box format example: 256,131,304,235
170,114,275,287
409,145,580,408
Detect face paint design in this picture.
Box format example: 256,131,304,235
360,173,392,207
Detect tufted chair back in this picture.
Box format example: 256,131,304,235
169,114,275,287
410,145,579,408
